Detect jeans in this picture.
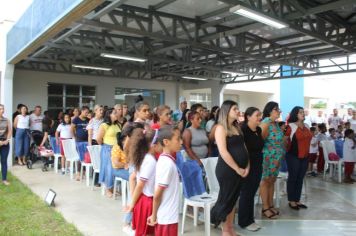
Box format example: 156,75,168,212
113,168,129,181
15,128,30,157
0,144,10,181
286,153,308,202
99,144,114,188
49,136,60,154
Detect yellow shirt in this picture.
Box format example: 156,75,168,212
111,144,127,169
101,123,121,146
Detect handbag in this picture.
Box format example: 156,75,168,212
84,151,91,163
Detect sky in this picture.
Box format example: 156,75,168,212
0,0,33,22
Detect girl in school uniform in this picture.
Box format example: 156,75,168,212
126,127,161,236
55,113,73,174
343,129,356,183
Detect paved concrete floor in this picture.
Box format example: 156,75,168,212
10,164,356,236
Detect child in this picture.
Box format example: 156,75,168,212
308,127,318,177
336,125,344,139
343,129,356,183
127,128,161,236
147,126,182,236
328,128,337,140
55,113,73,175
317,123,328,173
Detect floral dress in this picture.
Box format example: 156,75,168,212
262,117,285,179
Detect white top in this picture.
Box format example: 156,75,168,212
344,115,353,123
29,114,43,131
56,123,73,139
304,115,312,127
205,119,215,133
309,136,318,154
16,115,30,129
343,138,356,162
313,116,327,124
317,133,328,147
86,118,103,140
349,119,356,132
155,153,179,224
136,153,156,197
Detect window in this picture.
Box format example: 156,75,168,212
114,87,164,108
190,92,211,109
47,83,96,117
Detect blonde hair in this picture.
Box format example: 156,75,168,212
218,100,239,137
93,104,103,112
114,104,122,110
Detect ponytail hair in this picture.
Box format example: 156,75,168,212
128,127,156,172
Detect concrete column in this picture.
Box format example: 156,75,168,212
280,66,304,121
209,80,225,106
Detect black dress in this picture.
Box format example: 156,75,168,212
211,134,249,226
238,123,264,227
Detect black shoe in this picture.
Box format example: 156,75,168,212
95,183,101,187
297,203,308,209
289,203,299,210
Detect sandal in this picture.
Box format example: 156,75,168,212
262,208,277,219
270,205,280,215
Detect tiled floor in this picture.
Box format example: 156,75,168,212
10,164,356,236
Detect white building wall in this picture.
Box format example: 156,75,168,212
13,70,178,111
225,90,273,112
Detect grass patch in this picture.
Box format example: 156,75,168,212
0,173,82,236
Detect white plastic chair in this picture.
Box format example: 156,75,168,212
180,158,217,236
62,139,80,180
80,162,92,187
113,176,129,205
320,140,343,183
201,157,219,196
48,135,61,173
87,145,101,190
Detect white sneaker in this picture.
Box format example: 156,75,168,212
245,223,261,232
122,225,135,236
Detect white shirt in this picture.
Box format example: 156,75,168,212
205,119,215,133
304,116,312,127
317,133,328,147
309,136,318,154
86,118,103,140
155,153,179,224
313,116,327,124
343,138,356,162
16,115,30,129
349,119,356,132
344,115,353,123
30,114,43,131
56,123,73,139
136,153,156,197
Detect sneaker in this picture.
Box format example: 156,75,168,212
245,223,261,232
61,170,65,175
122,225,135,236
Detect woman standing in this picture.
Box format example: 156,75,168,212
0,104,12,185
87,105,104,146
14,105,30,166
182,111,209,165
285,106,312,210
114,104,127,128
238,107,264,231
260,101,285,219
97,108,121,197
211,100,249,236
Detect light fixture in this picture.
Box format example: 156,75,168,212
100,53,147,62
45,189,57,206
182,76,208,81
230,5,288,29
72,64,112,71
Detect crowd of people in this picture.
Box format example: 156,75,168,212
1,96,356,236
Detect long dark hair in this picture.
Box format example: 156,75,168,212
128,127,156,172
103,108,118,125
287,106,304,123
208,106,219,121
262,101,279,119
244,107,260,123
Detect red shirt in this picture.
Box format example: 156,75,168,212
286,125,313,158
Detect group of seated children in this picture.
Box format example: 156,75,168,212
307,122,356,183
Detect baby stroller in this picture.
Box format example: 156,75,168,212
27,130,54,171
